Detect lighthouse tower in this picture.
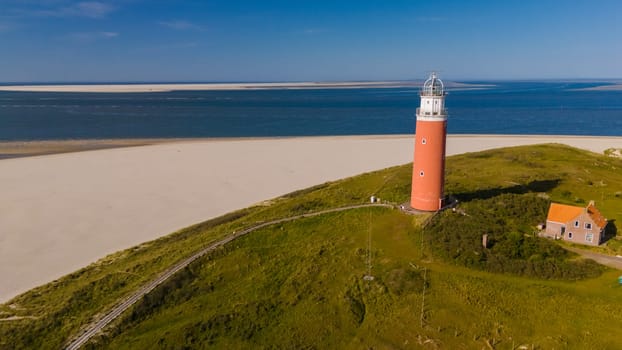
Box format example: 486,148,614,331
410,72,448,211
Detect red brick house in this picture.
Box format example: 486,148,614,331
544,201,607,246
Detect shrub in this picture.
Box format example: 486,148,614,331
425,193,603,280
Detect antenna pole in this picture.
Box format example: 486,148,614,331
363,210,374,281
420,267,427,328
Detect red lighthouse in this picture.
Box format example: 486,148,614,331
410,72,447,211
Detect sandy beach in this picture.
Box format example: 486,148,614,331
580,83,622,91
0,139,182,159
0,82,410,93
1,134,621,302
0,81,486,93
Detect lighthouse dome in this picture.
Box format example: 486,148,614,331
421,72,444,96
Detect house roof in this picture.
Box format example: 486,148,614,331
587,203,608,229
546,202,608,229
547,203,584,224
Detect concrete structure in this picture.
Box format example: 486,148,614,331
410,72,448,211
544,201,608,246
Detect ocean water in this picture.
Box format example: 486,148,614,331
0,81,620,141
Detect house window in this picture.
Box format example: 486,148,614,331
574,221,580,227
422,138,427,144
586,233,594,242
568,232,573,239
585,223,592,230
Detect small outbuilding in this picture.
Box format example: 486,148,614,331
543,200,607,246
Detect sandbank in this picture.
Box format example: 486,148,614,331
1,134,621,302
0,138,184,159
0,81,487,93
579,83,622,91
0,82,409,93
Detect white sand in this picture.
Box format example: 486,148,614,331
580,84,622,91
0,81,485,93
1,134,620,302
0,82,405,93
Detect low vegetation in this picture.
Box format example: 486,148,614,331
426,193,603,279
1,144,621,349
604,147,622,158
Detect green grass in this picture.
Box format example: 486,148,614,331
1,143,622,349
96,209,420,349
446,144,622,221
94,209,622,349
0,160,411,349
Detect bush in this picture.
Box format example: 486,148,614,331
425,193,603,280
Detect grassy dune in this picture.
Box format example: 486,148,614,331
1,144,622,349
94,209,622,349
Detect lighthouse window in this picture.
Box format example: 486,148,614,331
419,171,424,177
421,138,427,144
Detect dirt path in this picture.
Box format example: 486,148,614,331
64,203,393,350
565,246,622,270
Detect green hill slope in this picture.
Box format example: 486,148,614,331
1,144,622,349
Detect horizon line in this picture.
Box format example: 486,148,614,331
1,77,621,85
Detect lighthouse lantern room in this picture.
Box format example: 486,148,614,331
410,72,448,211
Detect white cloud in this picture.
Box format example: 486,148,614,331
303,28,326,35
71,1,115,18
415,16,446,23
66,31,119,42
297,28,329,36
31,1,115,18
0,23,11,33
133,41,199,52
158,20,203,31
100,31,118,38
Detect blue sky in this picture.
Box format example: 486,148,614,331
0,0,621,82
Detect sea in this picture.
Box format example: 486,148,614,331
0,81,620,141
